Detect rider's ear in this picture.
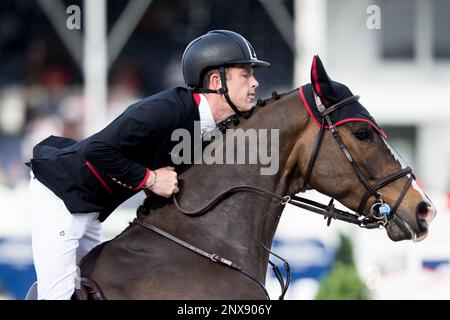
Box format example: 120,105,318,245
209,72,222,90
310,55,338,107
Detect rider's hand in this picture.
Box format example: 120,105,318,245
145,166,178,198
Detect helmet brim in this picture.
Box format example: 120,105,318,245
224,59,270,68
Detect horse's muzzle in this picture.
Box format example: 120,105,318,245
386,200,436,242
415,201,436,235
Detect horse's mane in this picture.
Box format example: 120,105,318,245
216,88,298,133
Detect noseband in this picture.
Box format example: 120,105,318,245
301,92,414,226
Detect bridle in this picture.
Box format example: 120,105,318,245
302,91,415,227
133,89,416,300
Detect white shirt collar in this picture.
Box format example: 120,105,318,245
197,93,217,136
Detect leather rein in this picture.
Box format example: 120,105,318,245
133,90,415,300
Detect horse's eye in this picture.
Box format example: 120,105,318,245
353,129,373,141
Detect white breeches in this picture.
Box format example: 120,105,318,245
29,172,101,300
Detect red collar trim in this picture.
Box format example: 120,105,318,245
193,92,201,107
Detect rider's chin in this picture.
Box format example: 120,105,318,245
239,103,251,112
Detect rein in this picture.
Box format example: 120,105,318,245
172,185,391,228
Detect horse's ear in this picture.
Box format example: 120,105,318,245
310,55,338,106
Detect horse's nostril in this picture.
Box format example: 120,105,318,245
416,201,429,218
416,201,430,231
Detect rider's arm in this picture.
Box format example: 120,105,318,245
82,100,177,191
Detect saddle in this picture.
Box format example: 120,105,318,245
25,277,105,300
71,277,105,300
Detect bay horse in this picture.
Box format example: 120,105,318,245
78,56,436,299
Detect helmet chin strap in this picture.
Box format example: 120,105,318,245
194,67,251,119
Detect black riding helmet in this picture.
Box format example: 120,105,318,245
182,30,270,117
182,30,270,87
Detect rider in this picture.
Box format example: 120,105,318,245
27,30,270,299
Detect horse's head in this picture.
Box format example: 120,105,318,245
284,56,436,242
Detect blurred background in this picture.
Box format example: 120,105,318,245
0,0,449,300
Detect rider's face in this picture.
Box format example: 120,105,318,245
225,65,259,112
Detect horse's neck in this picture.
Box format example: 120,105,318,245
142,90,308,280
146,162,281,259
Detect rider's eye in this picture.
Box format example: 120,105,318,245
353,129,373,141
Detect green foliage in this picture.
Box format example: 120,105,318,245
315,261,370,300
315,234,370,300
334,233,354,265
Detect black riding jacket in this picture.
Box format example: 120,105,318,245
28,87,200,222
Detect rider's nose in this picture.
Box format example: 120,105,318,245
415,201,436,232
252,76,259,88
